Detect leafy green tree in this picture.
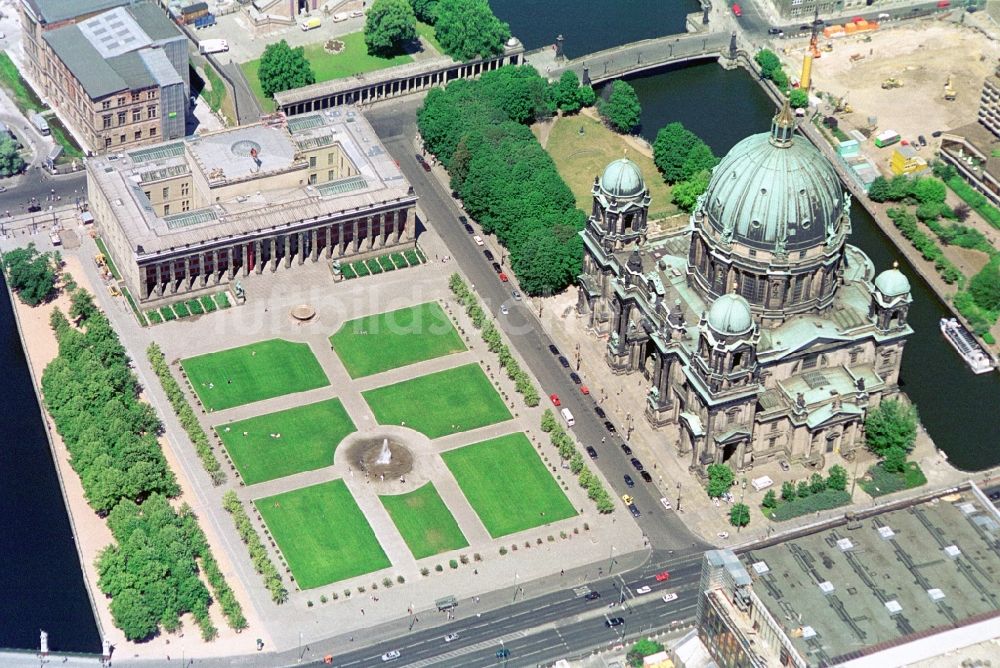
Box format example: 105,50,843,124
599,80,641,134
553,70,582,113
577,84,596,108
932,161,957,181
882,446,907,473
781,480,796,501
809,472,827,494
434,0,510,62
729,503,750,527
867,176,893,202
788,88,809,109
409,0,438,23
754,49,781,76
3,243,56,305
915,201,943,222
364,0,417,56
680,142,718,181
797,480,811,498
706,463,735,498
888,174,915,201
864,399,919,455
771,67,789,90
627,639,666,667
912,177,946,205
480,65,549,124
257,40,315,99
970,257,1000,311
0,136,25,176
671,170,711,212
827,465,848,491
653,122,699,183
762,489,778,509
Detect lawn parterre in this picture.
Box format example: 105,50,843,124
380,482,468,559
255,479,390,589
442,433,576,537
362,364,511,438
182,339,329,410
216,398,356,485
330,302,466,377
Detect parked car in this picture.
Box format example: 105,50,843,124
624,474,635,487
498,272,509,282
630,457,643,471
569,372,582,384
463,222,475,234
484,249,495,261
500,304,509,315
491,262,502,273
585,591,601,600
628,504,641,518
549,344,560,355
580,385,590,395
586,446,598,459
604,421,617,434
459,215,468,224
779,459,790,471
511,290,522,301
918,135,927,147
636,586,651,594
621,443,632,455
606,617,625,627
473,235,484,246
550,393,561,406
558,356,570,368
595,406,607,419
655,571,671,582
732,3,742,17
641,471,653,483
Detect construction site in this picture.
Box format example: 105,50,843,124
782,18,1000,151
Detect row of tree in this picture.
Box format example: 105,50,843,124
449,273,539,406
42,291,244,640
147,343,226,485
651,122,719,212
3,243,59,305
363,0,510,60
0,136,25,177
222,490,289,604
420,66,585,294
540,409,614,513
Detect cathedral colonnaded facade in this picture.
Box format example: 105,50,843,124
87,108,417,304
577,102,913,474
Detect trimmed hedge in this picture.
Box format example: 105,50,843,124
147,311,163,324
147,343,226,486
768,489,851,521
886,207,963,285
187,299,204,315
947,175,1000,230
174,302,191,317
215,292,231,309
222,490,288,604
200,295,217,313
859,461,927,498
161,306,177,321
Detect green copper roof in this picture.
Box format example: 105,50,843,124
600,158,645,198
708,293,753,335
700,117,844,253
874,267,910,297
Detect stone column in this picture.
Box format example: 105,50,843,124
352,219,360,253
212,250,220,285
270,238,278,272
284,235,292,268
155,263,164,297
324,226,333,259
198,252,208,287
183,256,191,291
310,229,319,262
255,240,264,274
228,247,237,280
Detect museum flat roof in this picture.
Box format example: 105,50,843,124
87,108,415,258
741,491,1000,666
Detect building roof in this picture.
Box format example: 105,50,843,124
700,109,845,253
600,157,646,198
874,266,911,297
24,0,129,24
741,490,1000,666
707,293,753,335
42,5,182,99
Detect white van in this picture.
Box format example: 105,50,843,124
751,475,774,492
199,39,229,55
560,407,575,427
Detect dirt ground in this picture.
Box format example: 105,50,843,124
783,21,1000,144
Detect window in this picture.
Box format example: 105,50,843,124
143,191,151,200
162,187,170,199
134,130,141,141
180,183,189,196
102,100,111,110
147,90,156,100
181,200,190,212
163,204,170,215
309,156,317,168
117,96,126,106
105,137,112,148
116,111,126,125
148,106,157,119
328,152,335,165
149,127,156,137
849,348,861,365
132,109,141,122
802,353,819,370
131,92,140,102
119,134,126,144
103,114,112,129
308,173,317,185
328,170,335,181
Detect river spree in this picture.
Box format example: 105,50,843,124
0,273,100,652
492,0,999,470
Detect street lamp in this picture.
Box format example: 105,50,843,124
575,343,581,371
737,478,748,534
608,545,617,575
676,482,682,512
512,572,519,603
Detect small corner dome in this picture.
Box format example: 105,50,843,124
600,158,645,198
874,267,910,297
707,293,754,335
506,37,521,47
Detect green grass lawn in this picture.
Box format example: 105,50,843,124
255,479,390,589
241,32,414,112
415,21,443,54
330,302,465,377
216,398,356,485
182,339,329,410
380,482,468,559
442,433,576,538
362,364,511,438
541,113,677,222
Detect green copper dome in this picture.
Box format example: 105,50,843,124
600,158,645,198
700,107,844,253
707,293,754,335
874,267,910,297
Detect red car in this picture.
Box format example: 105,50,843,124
550,393,561,406
655,571,671,582
732,3,742,17
499,272,509,282
580,385,590,395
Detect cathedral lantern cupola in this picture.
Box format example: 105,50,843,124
694,292,759,394
588,156,650,250
869,263,912,333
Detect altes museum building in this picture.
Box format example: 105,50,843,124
577,102,913,474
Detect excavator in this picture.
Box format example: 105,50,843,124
944,75,957,101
